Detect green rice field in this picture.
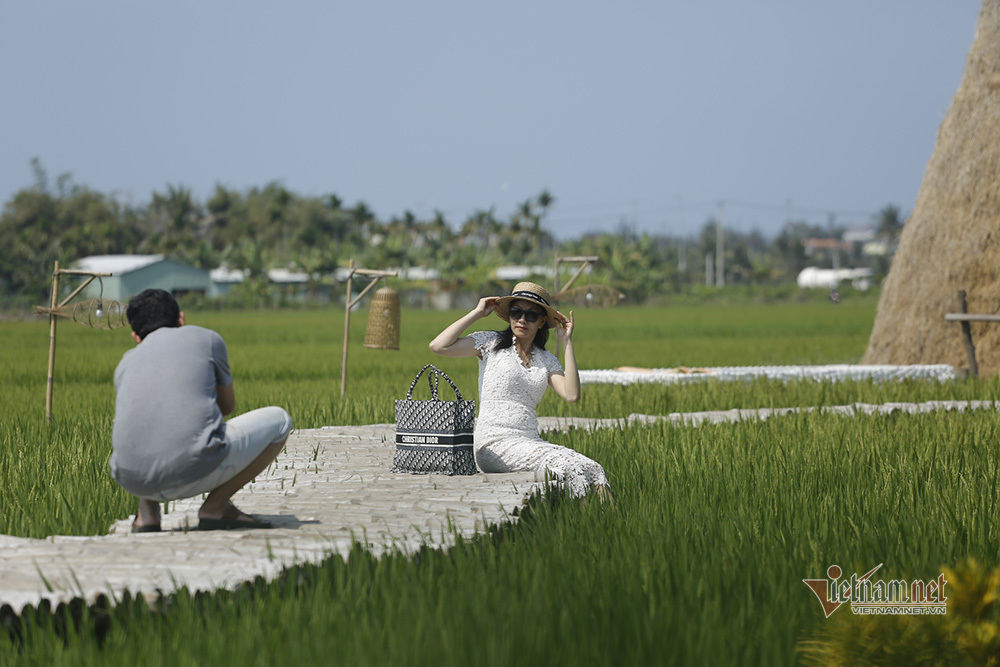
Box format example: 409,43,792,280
3,295,1000,665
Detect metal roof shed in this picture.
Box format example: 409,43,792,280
73,255,211,301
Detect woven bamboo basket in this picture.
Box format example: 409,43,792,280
364,286,400,350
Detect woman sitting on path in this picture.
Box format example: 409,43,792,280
429,282,612,502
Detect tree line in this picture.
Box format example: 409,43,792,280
1,160,903,306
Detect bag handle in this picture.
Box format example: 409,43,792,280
406,364,465,401
425,368,440,399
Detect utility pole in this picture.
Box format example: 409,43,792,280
632,200,639,239
715,200,725,287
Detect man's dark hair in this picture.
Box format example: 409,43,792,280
126,289,181,340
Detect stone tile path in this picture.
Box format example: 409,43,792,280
0,425,543,613
542,400,1000,430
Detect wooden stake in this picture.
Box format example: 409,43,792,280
554,256,599,294
958,290,979,379
45,261,60,423
340,260,355,398
552,256,599,362
41,265,114,423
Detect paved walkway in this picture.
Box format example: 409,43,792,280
542,399,1000,430
0,425,543,613
2,399,997,614
580,364,956,385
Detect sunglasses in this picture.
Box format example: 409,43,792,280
509,306,543,323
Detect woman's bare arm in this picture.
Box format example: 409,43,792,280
548,310,580,402
428,297,498,358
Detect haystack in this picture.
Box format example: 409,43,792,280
863,0,1000,374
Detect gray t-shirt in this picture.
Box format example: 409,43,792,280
110,325,233,498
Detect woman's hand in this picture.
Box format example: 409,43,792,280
475,296,499,319
555,310,574,345
430,300,496,357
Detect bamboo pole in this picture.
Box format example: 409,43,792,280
339,262,399,398
555,256,599,294
340,260,355,398
42,266,114,423
559,261,592,294
45,261,61,423
57,275,99,309
50,268,112,277
553,256,599,362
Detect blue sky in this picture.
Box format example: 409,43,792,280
0,1,981,239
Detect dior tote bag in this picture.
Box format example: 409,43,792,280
393,364,477,475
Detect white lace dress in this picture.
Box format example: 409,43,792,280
468,330,610,497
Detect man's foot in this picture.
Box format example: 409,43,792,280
197,503,272,531
131,517,161,533
133,499,162,533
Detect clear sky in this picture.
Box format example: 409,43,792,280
0,1,982,239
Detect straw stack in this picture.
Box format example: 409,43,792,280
863,0,1000,374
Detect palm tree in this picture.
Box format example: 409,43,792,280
537,189,554,216
518,198,533,221
296,246,338,301
876,205,905,246
205,184,237,249
164,184,198,233
533,190,556,256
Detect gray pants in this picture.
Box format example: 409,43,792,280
150,407,292,501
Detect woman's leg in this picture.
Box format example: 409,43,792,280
481,437,610,498
537,447,609,498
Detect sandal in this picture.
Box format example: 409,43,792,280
131,519,161,534
198,504,273,531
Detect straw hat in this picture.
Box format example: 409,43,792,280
492,282,561,328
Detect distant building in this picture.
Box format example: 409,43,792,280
207,265,248,297
73,255,210,301
495,265,555,281
402,266,440,281
802,238,852,255
842,225,877,245
209,266,347,300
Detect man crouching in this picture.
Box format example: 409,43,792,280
110,288,292,532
